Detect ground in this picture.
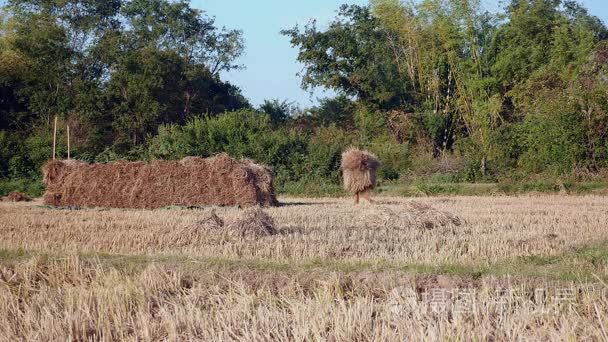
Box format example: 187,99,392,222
1,195,608,340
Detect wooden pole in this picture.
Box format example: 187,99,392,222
67,125,70,160
53,116,57,160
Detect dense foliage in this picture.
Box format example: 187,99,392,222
283,0,608,181
1,0,607,196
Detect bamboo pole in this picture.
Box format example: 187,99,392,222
67,125,70,160
53,116,57,160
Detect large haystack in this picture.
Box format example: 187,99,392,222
42,154,278,209
340,147,380,194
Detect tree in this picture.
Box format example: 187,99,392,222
121,0,243,75
259,99,299,126
2,0,248,154
282,5,411,110
0,11,31,131
308,96,355,128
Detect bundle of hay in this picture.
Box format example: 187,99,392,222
171,207,277,245
191,209,225,230
171,209,225,246
366,202,462,230
340,147,381,193
42,153,278,209
2,191,32,202
227,207,277,239
399,202,462,229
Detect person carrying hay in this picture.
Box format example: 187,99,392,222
341,147,380,204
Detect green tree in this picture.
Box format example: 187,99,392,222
2,0,248,156
282,5,411,110
259,99,299,126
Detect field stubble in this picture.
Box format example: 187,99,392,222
1,196,606,263
1,195,608,340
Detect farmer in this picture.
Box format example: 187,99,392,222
340,147,380,204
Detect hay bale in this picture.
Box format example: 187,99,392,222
240,159,278,207
341,147,380,193
2,191,32,202
41,153,278,209
226,207,277,239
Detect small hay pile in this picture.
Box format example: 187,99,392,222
370,202,462,230
171,209,225,246
227,207,278,239
42,154,278,209
2,191,32,202
192,209,225,230
172,207,277,244
401,202,462,229
340,147,380,193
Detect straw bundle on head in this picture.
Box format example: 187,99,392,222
340,147,380,194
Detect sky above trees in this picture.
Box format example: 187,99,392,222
193,0,607,107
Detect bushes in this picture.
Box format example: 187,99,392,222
515,98,587,175
367,134,410,181
147,109,277,160
0,131,12,178
146,109,309,186
305,125,357,183
0,131,45,179
0,178,44,197
0,129,49,197
144,110,411,190
2,103,608,198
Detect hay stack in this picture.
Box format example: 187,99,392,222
42,153,278,209
340,147,380,193
397,202,462,229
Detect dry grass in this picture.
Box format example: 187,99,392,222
1,195,608,340
0,256,607,340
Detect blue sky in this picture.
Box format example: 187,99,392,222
192,0,367,108
193,0,608,108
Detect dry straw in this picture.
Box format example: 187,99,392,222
42,153,278,209
172,207,278,244
226,207,278,239
171,209,226,246
370,202,463,230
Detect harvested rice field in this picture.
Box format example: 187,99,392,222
1,195,608,340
